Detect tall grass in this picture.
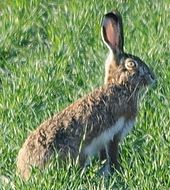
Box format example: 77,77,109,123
0,0,169,189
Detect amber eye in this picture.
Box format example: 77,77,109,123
125,59,138,70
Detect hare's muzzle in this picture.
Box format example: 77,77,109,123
139,63,156,86
144,71,156,87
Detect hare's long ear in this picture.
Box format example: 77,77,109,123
102,11,124,56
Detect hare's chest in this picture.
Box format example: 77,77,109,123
120,119,135,140
84,117,126,158
84,117,135,160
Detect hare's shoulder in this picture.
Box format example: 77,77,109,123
38,85,129,124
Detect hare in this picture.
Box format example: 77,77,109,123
16,11,155,180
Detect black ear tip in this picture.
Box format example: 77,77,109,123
103,10,122,23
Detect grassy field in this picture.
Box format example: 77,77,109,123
0,0,169,189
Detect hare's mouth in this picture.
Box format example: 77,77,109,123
140,75,155,87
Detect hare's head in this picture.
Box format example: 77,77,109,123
102,11,155,89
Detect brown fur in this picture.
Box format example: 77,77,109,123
16,11,155,180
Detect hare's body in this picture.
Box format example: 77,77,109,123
17,11,155,180
17,84,137,180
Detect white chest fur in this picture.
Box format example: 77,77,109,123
120,119,135,141
84,117,135,159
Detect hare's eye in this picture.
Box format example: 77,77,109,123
125,60,137,70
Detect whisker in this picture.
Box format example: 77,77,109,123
127,82,140,102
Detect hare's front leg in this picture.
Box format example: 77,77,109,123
99,147,110,176
99,134,120,175
107,135,121,171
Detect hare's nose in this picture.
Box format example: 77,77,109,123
148,72,157,87
150,69,156,81
149,74,155,83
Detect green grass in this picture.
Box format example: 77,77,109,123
0,0,169,189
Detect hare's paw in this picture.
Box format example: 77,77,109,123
98,164,111,177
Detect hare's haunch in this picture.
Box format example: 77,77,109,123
17,11,155,180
